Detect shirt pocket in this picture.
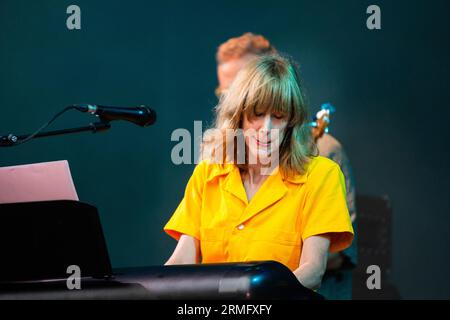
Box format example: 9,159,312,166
245,229,302,270
200,227,224,242
199,227,225,263
251,229,301,246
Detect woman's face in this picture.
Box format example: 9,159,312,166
242,110,288,166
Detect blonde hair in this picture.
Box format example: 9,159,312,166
202,54,316,176
216,32,277,64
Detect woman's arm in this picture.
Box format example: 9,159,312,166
293,235,330,290
165,234,200,265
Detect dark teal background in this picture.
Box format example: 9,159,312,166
1,0,449,299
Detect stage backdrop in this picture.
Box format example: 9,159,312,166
0,0,449,299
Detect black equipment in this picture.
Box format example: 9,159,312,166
0,104,156,147
352,194,401,299
0,200,322,300
73,104,156,127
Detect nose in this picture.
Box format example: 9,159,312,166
261,114,273,132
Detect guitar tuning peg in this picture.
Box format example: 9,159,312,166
321,103,336,113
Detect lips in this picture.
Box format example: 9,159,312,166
256,138,271,147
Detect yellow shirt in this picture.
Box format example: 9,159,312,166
164,156,354,271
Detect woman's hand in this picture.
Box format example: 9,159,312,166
165,234,200,265
293,235,330,290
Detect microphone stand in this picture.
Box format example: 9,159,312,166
0,121,111,147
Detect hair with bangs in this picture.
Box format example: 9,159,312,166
202,54,316,176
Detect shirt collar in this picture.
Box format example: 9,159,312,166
205,162,308,185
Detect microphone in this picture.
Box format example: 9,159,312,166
73,104,156,127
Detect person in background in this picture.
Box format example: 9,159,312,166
215,32,358,299
215,32,276,98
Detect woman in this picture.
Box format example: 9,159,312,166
164,55,354,290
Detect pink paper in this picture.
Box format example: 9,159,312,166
0,160,79,204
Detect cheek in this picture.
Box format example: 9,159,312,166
273,122,288,139
242,116,259,133
242,117,250,131
242,118,252,146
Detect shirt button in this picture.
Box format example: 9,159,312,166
237,224,245,230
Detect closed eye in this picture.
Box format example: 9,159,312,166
273,113,285,120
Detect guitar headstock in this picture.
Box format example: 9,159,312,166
310,103,335,141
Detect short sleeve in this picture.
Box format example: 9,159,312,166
301,161,354,253
163,161,207,241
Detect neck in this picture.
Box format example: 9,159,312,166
245,157,279,181
246,164,260,184
245,163,272,185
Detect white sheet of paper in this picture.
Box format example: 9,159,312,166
0,160,79,203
